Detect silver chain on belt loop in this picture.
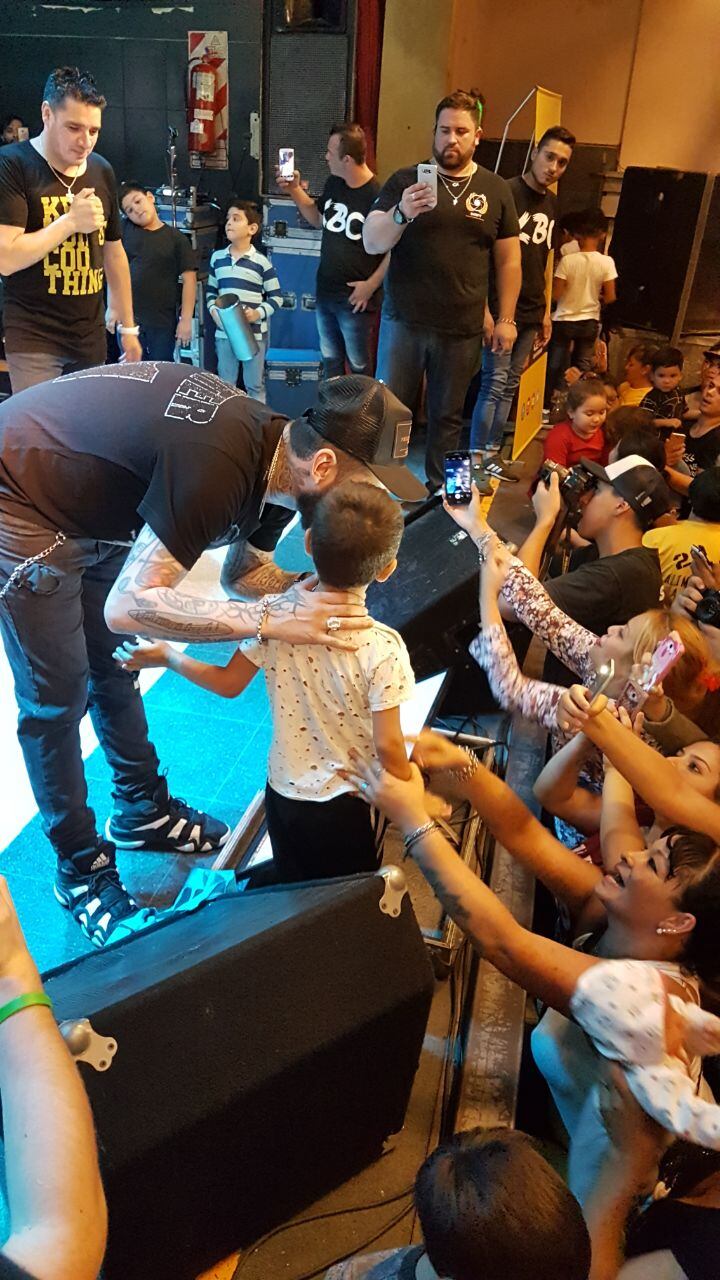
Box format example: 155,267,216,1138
0,531,67,601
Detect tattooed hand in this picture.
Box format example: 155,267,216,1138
264,575,372,650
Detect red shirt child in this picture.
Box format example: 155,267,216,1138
543,380,609,469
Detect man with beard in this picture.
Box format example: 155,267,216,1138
364,89,521,491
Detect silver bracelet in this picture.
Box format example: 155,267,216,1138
403,820,439,857
256,595,272,645
117,324,140,336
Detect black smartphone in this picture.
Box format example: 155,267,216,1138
444,451,473,505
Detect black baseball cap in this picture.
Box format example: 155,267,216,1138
300,375,427,502
581,454,672,530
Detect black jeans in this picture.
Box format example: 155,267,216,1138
0,509,162,873
376,314,483,492
139,325,177,361
545,318,599,403
264,783,379,883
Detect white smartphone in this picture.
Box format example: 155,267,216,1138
278,148,295,180
417,162,438,200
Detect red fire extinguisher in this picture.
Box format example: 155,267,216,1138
188,53,218,153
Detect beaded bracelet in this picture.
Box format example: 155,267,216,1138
0,992,52,1028
256,596,272,645
496,317,517,327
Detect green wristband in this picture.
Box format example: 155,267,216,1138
0,993,52,1027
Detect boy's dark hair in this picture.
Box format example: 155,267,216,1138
435,88,485,127
119,181,149,205
627,342,658,368
536,124,576,151
614,427,666,473
689,466,720,522
559,209,581,236
329,121,367,165
309,482,403,589
43,67,106,111
415,1127,591,1280
651,345,684,371
565,378,606,413
226,198,261,234
604,405,656,448
574,206,608,238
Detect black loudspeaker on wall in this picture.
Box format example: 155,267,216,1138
45,874,433,1280
262,0,357,196
611,167,720,339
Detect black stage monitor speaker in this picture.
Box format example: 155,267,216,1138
262,0,357,196
367,500,482,680
611,167,720,338
44,874,433,1280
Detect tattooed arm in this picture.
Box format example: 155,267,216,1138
220,539,300,601
342,756,597,1016
104,524,372,646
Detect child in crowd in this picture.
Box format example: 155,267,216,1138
114,483,415,884
207,199,281,402
119,182,197,360
618,342,656,406
552,369,618,423
542,378,608,469
641,344,688,428
545,209,617,400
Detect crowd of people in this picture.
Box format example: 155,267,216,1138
0,60,719,1280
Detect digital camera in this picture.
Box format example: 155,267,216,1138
537,460,597,519
695,588,720,629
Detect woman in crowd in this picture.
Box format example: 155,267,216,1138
340,734,720,1206
666,376,720,496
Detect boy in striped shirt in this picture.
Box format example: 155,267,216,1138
207,200,281,402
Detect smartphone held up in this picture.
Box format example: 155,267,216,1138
444,451,474,505
278,147,295,180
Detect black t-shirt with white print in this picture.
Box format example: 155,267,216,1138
488,175,557,325
315,174,385,307
0,140,122,359
372,163,519,335
0,362,292,569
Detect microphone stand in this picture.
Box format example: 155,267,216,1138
167,127,179,228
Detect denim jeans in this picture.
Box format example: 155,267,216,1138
469,323,540,450
545,318,599,404
216,333,267,402
315,297,375,378
140,325,177,362
0,509,161,873
376,315,483,492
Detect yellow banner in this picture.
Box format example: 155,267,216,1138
511,86,562,461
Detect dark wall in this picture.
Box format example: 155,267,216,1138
0,0,262,204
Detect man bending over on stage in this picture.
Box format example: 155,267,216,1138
116,480,415,884
0,366,425,947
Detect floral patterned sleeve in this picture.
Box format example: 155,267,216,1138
470,624,564,731
500,556,597,683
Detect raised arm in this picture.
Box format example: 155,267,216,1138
413,731,602,918
533,730,603,833
104,524,370,649
577,697,720,844
344,758,597,1014
0,187,105,275
0,878,107,1280
600,760,646,870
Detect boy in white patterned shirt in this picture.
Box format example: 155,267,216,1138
207,199,281,402
114,482,415,883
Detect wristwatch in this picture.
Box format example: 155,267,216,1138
392,203,412,226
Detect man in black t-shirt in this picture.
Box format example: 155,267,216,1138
0,365,424,947
277,121,388,378
470,126,576,454
364,89,521,492
120,182,197,361
0,66,142,392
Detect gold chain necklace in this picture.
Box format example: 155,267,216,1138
438,166,475,207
